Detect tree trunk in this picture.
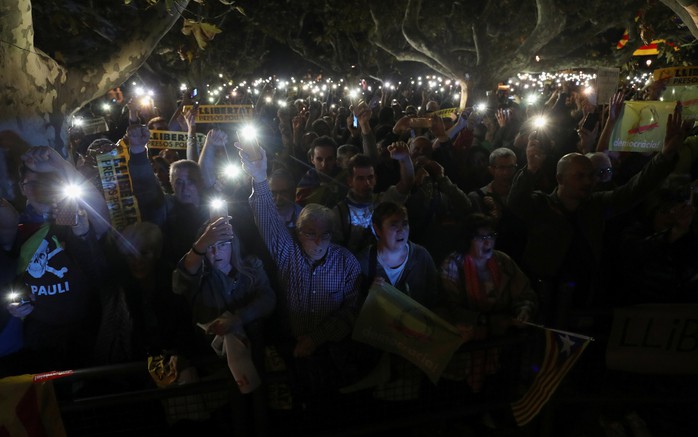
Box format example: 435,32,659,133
0,0,189,160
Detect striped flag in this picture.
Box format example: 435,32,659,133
0,373,67,436
511,329,590,426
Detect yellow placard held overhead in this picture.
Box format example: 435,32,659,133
148,130,207,150
96,141,141,231
183,104,254,123
653,66,698,86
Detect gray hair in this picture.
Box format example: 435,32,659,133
488,147,517,166
296,203,334,231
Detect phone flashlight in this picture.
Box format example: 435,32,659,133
209,198,229,219
223,163,241,180
237,125,261,161
532,115,548,129
7,291,30,306
62,183,83,199
475,103,487,113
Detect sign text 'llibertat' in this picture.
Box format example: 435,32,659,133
148,131,207,150
183,105,254,123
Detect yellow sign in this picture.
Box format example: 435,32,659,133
183,104,254,123
609,101,676,152
96,142,141,231
653,66,698,86
148,130,207,150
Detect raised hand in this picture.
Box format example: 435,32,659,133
662,103,692,157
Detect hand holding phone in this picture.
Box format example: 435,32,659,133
237,128,261,161
54,198,79,226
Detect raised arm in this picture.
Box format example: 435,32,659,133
596,91,624,153
388,141,415,195
198,129,228,190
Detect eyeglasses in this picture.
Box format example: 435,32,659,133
298,230,332,241
473,233,498,241
207,240,232,251
596,167,613,177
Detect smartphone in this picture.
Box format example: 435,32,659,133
209,200,229,220
352,114,358,129
54,198,79,226
190,88,198,98
582,112,599,131
409,117,432,129
237,130,262,161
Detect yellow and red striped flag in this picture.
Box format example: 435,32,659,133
0,373,68,437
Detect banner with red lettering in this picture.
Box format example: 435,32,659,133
606,304,698,374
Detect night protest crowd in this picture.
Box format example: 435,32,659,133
1,75,697,435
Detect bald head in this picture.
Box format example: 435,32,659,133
556,153,595,208
556,153,590,178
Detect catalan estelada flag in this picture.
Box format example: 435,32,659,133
511,329,590,426
0,373,68,436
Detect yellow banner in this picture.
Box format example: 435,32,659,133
428,107,458,118
352,283,463,383
609,101,676,152
653,66,698,86
606,304,698,374
148,130,207,150
97,142,141,231
183,105,254,123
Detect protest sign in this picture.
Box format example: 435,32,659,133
352,283,463,383
96,142,141,231
606,304,698,374
148,130,207,150
608,101,676,152
653,67,698,121
183,105,254,123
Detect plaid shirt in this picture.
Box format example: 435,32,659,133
250,180,361,346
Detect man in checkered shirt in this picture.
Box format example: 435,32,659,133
239,145,361,359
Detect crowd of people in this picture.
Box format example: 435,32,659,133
1,76,697,433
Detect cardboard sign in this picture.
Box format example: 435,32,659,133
606,304,698,374
148,130,207,150
183,105,254,123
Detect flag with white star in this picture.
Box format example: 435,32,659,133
511,329,590,426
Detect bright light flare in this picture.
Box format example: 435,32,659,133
526,94,539,105
210,198,226,210
223,163,241,179
532,115,548,128
62,183,83,199
240,125,257,140
476,103,487,112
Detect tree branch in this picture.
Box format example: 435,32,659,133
659,0,698,40
511,0,566,65
62,0,191,111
